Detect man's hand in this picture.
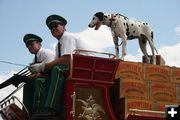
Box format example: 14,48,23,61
29,62,45,73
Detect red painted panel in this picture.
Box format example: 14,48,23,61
71,55,119,82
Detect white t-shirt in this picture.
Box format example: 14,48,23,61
55,31,91,58
32,47,55,63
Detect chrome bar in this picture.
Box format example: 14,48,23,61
74,49,116,58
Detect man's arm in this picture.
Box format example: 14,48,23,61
45,54,70,70
30,55,70,72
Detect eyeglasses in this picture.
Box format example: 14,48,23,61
49,24,59,29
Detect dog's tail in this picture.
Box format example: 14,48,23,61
151,41,158,54
148,39,158,54
154,45,158,54
150,32,158,54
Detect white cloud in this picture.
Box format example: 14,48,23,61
158,43,180,67
175,25,180,36
78,26,114,51
125,50,142,62
121,43,180,67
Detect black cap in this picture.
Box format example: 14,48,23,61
46,14,67,28
23,33,42,44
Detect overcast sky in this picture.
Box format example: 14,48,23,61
0,0,180,111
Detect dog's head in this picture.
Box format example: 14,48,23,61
88,12,104,30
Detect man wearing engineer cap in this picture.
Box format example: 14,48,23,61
29,15,91,119
23,33,55,117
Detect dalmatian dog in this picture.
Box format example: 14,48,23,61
88,12,158,64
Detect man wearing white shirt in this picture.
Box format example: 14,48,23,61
54,31,91,58
32,47,55,63
30,15,90,119
23,33,55,117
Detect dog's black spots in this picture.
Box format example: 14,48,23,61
133,31,136,33
126,27,129,32
131,35,134,38
140,34,148,43
126,32,130,36
151,32,153,39
103,16,107,21
124,17,127,20
142,38,147,44
143,22,148,25
129,35,134,39
124,23,126,26
128,35,138,40
142,39,147,44
139,25,141,27
126,23,129,28
131,24,134,26
126,28,130,36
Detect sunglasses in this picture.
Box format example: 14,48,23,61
49,23,64,30
26,41,38,47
